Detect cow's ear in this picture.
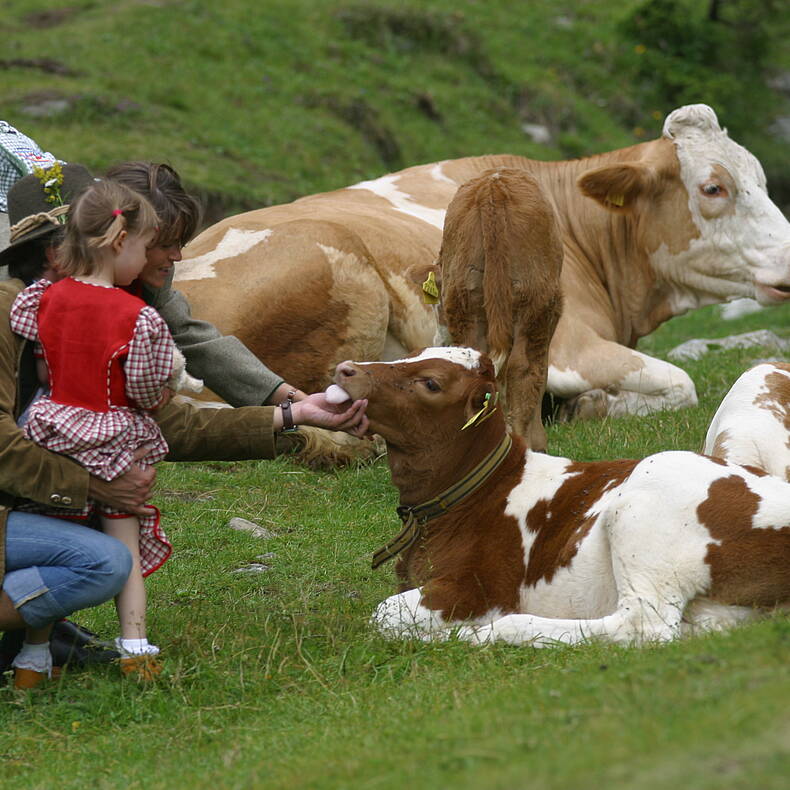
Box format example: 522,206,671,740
577,163,656,213
461,379,498,430
405,262,441,287
406,262,442,305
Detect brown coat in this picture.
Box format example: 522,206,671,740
0,278,280,584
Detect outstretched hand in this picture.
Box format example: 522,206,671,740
291,393,369,438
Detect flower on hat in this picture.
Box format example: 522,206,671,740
33,161,65,218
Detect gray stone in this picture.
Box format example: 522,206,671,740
769,71,790,95
232,563,271,574
521,123,552,145
718,298,764,320
769,116,790,142
668,330,790,361
228,517,275,540
21,98,71,118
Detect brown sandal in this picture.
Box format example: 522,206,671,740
119,655,163,681
13,665,61,689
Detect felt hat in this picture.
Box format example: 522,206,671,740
0,163,95,267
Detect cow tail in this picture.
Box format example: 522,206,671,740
480,181,513,374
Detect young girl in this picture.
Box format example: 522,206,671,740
9,179,195,681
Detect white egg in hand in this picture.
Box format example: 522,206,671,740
325,384,351,404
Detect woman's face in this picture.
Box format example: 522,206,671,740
138,241,182,290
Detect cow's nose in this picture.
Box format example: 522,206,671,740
335,361,357,379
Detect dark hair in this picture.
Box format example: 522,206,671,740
57,180,158,276
105,162,201,247
7,231,63,284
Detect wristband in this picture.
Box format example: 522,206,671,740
280,395,298,433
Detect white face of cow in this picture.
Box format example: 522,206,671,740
656,104,790,308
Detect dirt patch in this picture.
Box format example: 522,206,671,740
24,7,80,28
304,93,402,169
0,58,79,77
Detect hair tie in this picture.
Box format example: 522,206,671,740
112,209,123,216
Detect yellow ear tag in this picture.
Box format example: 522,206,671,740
461,392,498,430
607,193,625,207
421,271,440,305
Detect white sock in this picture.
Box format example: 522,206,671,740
12,641,53,676
115,637,160,656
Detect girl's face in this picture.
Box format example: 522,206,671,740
113,229,156,286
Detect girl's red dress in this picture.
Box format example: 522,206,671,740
10,277,175,576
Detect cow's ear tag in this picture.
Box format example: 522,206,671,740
461,391,498,430
422,271,440,305
607,192,625,207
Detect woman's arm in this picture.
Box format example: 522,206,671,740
147,282,295,405
0,281,89,508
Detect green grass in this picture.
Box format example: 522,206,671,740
1,304,789,789
2,0,790,785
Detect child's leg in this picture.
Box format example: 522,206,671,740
99,513,163,680
100,516,151,646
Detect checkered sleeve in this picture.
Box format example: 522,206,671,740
8,278,51,342
125,306,176,410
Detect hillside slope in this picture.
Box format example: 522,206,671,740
2,0,788,221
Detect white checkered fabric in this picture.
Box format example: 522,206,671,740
0,121,58,212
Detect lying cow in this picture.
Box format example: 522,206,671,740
333,347,790,646
175,104,790,463
412,168,563,450
704,362,790,481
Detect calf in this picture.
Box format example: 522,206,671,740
335,348,790,646
412,168,563,451
704,362,790,481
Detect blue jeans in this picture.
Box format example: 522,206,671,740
3,512,132,628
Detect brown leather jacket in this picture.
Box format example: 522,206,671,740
0,278,280,583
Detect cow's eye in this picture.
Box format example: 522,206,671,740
422,379,441,392
700,183,725,197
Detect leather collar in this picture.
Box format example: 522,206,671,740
371,433,513,569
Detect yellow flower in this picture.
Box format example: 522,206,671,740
634,44,647,55
33,162,65,206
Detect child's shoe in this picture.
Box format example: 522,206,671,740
12,641,55,689
118,654,163,681
114,638,162,681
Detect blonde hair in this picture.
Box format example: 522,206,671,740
56,180,158,275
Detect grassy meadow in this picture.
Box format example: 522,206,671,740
1,307,788,788
2,0,790,787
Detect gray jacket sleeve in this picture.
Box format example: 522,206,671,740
145,276,284,406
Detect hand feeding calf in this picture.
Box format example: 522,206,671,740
704,362,790,481
335,348,790,647
409,168,563,451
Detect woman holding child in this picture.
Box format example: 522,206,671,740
0,161,367,688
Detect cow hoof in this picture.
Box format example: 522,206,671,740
557,389,610,421
282,426,386,470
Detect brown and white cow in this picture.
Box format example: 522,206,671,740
333,347,790,646
411,168,563,450
175,104,790,453
705,362,790,481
